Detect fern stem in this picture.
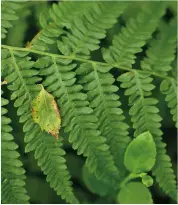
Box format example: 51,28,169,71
1,44,174,82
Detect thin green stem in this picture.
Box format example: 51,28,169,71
2,44,174,81
120,173,136,188
120,172,145,188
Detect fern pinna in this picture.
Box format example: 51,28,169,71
1,94,29,204
1,1,177,204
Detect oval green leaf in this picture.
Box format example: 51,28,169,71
124,131,156,173
117,182,153,204
31,85,61,138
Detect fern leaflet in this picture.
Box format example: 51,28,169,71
2,48,79,204
141,18,177,127
31,1,130,186
57,1,127,59
34,56,120,186
1,95,30,204
141,19,176,75
1,0,23,39
118,71,177,201
160,78,177,128
77,63,131,179
1,1,177,203
102,2,166,68
29,1,97,51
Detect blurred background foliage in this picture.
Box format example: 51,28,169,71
2,0,177,204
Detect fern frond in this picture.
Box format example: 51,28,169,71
118,71,177,201
30,1,96,51
32,1,129,182
1,96,30,204
1,1,177,202
34,56,120,186
26,129,79,204
2,48,79,204
141,19,176,75
57,2,127,59
102,2,166,68
77,63,130,178
161,78,177,127
6,5,31,47
140,19,177,127
1,0,23,39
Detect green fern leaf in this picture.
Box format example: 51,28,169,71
2,48,79,204
6,4,31,47
39,1,129,181
30,1,96,51
118,71,177,201
57,1,127,59
1,1,177,202
1,95,30,204
160,79,177,128
33,130,79,204
141,19,176,75
1,0,24,39
34,56,120,186
102,2,166,68
141,19,177,127
29,1,130,182
77,62,131,179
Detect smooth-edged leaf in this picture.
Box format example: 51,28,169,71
31,85,61,139
142,175,154,187
117,182,153,204
124,131,156,173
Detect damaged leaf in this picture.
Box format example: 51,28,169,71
31,85,61,139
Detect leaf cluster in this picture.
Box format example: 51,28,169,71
1,1,177,204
